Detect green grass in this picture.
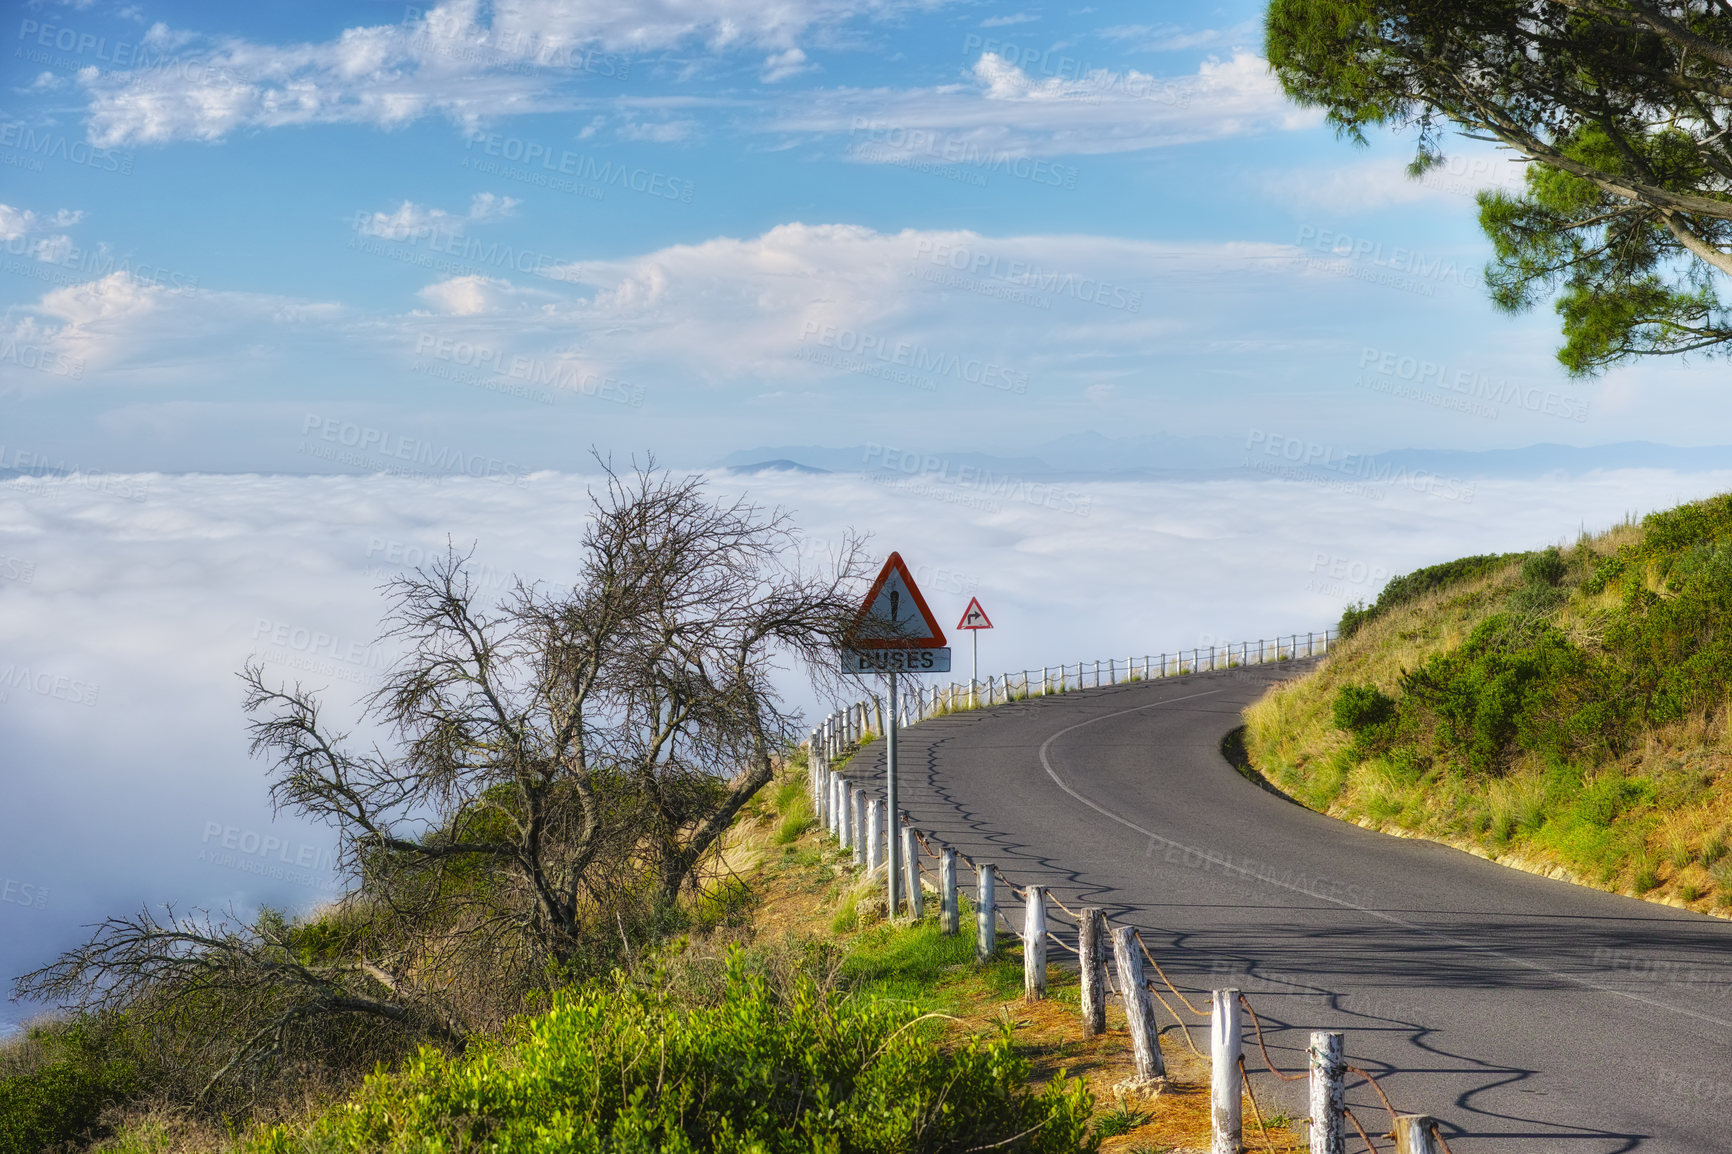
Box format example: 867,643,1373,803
1092,1102,1151,1139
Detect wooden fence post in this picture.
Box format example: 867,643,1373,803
1309,1031,1344,1154
1109,926,1165,1084
851,789,866,866
1392,1116,1443,1154
1079,908,1107,1037
902,826,923,919
826,773,838,834
831,772,845,845
866,799,882,874
940,848,958,934
1211,988,1243,1154
1023,886,1047,1000
976,863,997,960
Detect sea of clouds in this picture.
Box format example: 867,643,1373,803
3,465,1730,1033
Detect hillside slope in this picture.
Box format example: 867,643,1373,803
1245,491,1732,914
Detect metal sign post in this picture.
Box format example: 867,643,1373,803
839,552,949,921
885,669,898,915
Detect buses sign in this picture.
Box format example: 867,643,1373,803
840,552,951,674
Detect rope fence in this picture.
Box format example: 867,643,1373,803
798,627,1456,1154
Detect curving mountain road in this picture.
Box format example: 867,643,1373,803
839,664,1732,1153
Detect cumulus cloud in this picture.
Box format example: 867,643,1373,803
776,50,1318,161
74,0,951,146
416,273,561,315
0,204,84,262
353,193,520,241
0,272,342,390
761,47,813,82
3,465,1730,1035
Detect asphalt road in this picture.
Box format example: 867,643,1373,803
838,663,1732,1153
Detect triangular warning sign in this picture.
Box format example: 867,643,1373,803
956,597,992,630
845,552,948,649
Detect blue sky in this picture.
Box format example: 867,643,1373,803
5,0,1726,474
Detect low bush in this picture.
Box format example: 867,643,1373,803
249,950,1096,1154
0,1018,140,1154
1331,685,1395,733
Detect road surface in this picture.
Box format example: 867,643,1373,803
839,663,1732,1152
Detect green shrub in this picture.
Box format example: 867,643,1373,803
0,1019,140,1154
1521,547,1567,587
1332,684,1395,733
250,952,1096,1154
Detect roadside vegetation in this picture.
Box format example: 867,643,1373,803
1247,490,1732,911
2,750,1306,1153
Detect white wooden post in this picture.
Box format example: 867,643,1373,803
1023,885,1047,1000
866,798,882,873
1392,1116,1443,1154
838,780,853,850
852,789,866,866
902,826,923,918
940,848,958,934
1211,988,1243,1154
1309,1031,1344,1154
976,863,997,960
826,773,838,834
1079,907,1107,1037
1110,926,1165,1084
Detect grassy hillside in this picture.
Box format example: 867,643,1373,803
1246,491,1732,913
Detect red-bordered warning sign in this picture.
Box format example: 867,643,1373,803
844,552,948,649
956,597,992,630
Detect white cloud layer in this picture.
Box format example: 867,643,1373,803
778,50,1317,160
4,466,1731,1033
0,204,84,263
76,0,951,146
354,193,519,241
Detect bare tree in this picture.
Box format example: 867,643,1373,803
15,463,866,1100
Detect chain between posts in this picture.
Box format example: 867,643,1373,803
1238,1056,1279,1154
1143,980,1206,1058
1239,995,1307,1081
1133,930,1211,1016
1344,1106,1380,1153
1344,1063,1402,1130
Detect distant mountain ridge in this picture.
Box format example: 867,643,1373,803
717,438,1732,481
